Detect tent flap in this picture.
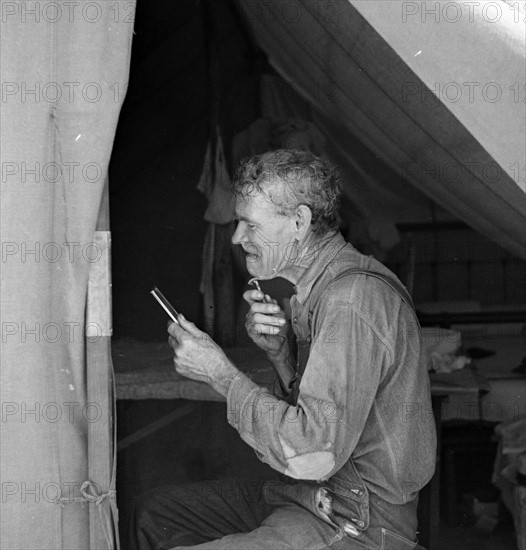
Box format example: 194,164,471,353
0,5,135,548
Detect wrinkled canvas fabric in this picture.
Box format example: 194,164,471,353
0,4,134,548
235,0,526,259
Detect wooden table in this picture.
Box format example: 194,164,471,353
114,342,273,402
113,340,487,401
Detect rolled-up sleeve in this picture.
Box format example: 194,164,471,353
227,288,392,481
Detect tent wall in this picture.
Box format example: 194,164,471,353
234,0,526,260
0,4,134,548
354,0,525,192
106,0,525,343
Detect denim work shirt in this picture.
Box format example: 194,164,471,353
227,232,437,521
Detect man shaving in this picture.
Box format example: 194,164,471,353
130,149,436,550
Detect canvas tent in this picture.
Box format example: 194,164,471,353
1,0,525,548
233,0,526,260
0,3,135,549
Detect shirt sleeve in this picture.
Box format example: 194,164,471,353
226,287,393,481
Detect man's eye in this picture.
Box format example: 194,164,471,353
248,224,256,229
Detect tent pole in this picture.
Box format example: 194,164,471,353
86,176,119,549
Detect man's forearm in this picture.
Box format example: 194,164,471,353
210,358,240,397
210,340,296,398
267,344,296,395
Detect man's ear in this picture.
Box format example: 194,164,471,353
294,205,313,241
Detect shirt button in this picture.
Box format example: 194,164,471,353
292,317,298,323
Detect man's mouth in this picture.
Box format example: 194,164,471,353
242,247,260,261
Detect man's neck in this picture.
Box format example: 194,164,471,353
275,230,337,286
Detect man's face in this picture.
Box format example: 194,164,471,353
231,190,297,279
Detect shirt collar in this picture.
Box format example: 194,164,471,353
275,231,347,304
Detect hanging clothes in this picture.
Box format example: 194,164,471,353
197,126,235,340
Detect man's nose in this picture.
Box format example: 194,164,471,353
231,223,245,245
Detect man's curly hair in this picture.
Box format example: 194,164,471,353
232,149,342,235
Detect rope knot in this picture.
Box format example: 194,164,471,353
80,481,115,506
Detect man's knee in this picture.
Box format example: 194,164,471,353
131,489,159,528
127,486,188,550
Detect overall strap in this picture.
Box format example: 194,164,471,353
290,268,417,405
330,268,416,315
